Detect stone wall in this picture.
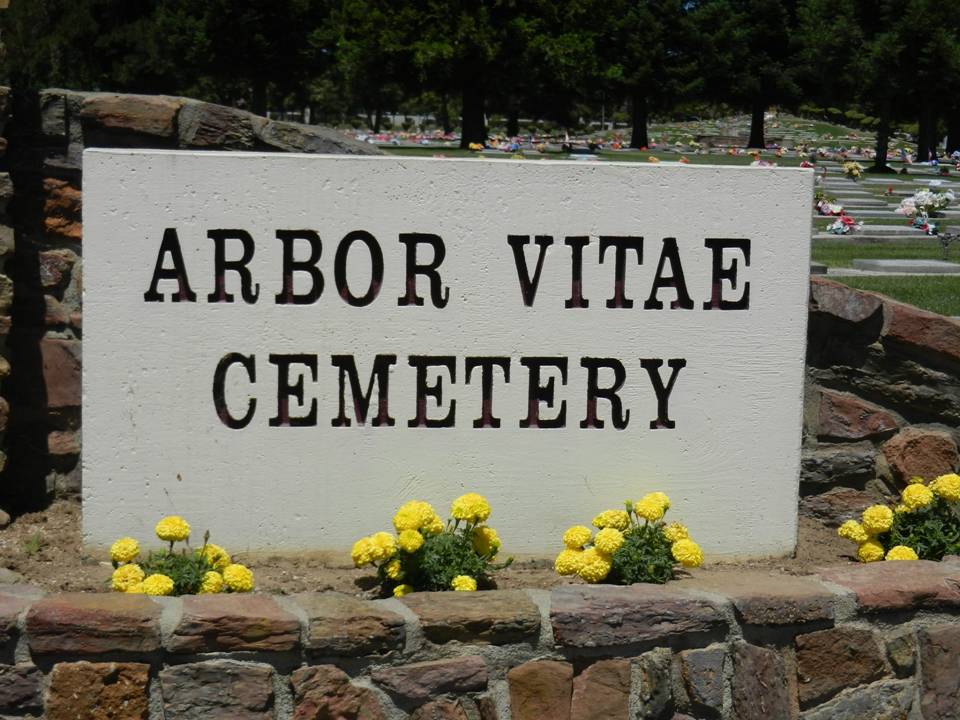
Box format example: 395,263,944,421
801,278,960,527
0,90,11,503
0,560,957,718
0,88,378,511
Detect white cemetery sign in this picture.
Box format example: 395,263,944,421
83,150,812,555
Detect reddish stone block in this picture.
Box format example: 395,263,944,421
0,397,7,434
818,561,960,612
796,627,887,708
810,278,883,323
508,660,572,720
40,338,82,408
817,389,899,441
168,593,300,653
402,590,540,645
0,664,41,712
570,659,630,720
371,656,487,705
292,592,403,656
44,214,82,240
551,584,726,648
80,93,182,137
882,428,958,482
46,661,149,720
291,664,385,720
918,624,960,719
731,644,791,720
884,299,960,366
800,486,880,527
38,248,77,288
0,590,40,652
159,660,274,720
677,647,725,717
410,698,477,720
48,430,80,456
42,178,82,240
26,593,161,655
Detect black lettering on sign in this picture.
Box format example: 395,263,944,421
408,355,456,427
212,353,256,429
464,357,511,428
397,233,450,308
331,354,397,426
334,230,384,306
640,358,686,429
207,229,260,303
276,230,323,304
507,235,553,306
519,357,568,428
599,236,643,308
580,358,630,429
268,354,318,427
143,228,197,302
644,237,694,310
704,238,751,310
564,236,590,308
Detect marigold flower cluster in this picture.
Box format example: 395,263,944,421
353,493,508,597
555,491,702,585
110,517,253,596
838,474,960,563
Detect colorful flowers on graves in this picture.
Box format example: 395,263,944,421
555,491,702,584
352,494,511,595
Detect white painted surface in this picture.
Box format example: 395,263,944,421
83,150,812,556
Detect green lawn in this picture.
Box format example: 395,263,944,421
832,276,960,316
811,239,955,267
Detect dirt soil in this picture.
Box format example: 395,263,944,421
0,499,854,595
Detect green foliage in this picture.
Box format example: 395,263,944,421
400,531,489,592
23,532,46,556
138,547,215,596
608,523,675,585
885,498,960,560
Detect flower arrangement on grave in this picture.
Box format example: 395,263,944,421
842,161,864,180
826,215,862,235
895,189,955,218
555,492,703,585
838,474,960,562
110,516,253,596
814,192,844,216
352,494,512,597
468,142,485,152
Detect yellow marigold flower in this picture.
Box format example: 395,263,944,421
562,525,592,550
577,548,612,583
398,529,425,553
199,543,230,571
392,501,437,532
141,573,175,596
451,493,491,524
472,526,501,557
384,558,404,580
111,563,144,592
895,504,910,514
885,545,919,561
125,582,144,594
223,563,254,592
110,537,140,564
351,536,376,567
370,532,397,561
857,540,885,563
663,522,689,543
645,492,671,511
393,583,414,597
592,509,629,530
931,473,960,502
594,528,625,555
635,497,666,522
908,476,926,484
451,575,477,591
902,483,934,510
554,548,584,576
671,538,703,568
199,571,224,594
861,505,894,535
837,520,869,544
422,514,445,536
155,516,190,542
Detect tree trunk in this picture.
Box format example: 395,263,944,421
507,108,519,137
946,108,960,154
747,98,765,149
629,90,649,149
460,82,486,148
916,107,935,162
438,91,452,134
872,113,891,172
251,78,267,116
373,107,383,133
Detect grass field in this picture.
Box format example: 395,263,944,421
832,276,960,316
811,239,955,267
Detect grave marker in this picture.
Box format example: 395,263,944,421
83,150,813,555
